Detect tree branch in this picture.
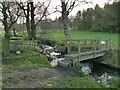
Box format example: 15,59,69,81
35,0,51,26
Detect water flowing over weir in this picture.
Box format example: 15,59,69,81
40,44,65,67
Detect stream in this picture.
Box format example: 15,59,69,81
40,44,120,87
81,60,120,87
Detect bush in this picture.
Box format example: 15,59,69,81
38,37,57,46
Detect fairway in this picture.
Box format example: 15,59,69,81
1,29,119,46
47,30,119,46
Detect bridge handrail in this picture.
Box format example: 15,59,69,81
65,37,111,61
66,37,111,41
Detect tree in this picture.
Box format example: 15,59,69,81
82,8,94,30
74,10,82,30
18,2,31,39
60,0,91,40
92,4,103,32
18,0,50,39
102,2,119,33
0,2,20,56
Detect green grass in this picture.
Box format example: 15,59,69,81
46,74,106,88
109,78,120,88
1,29,119,46
46,30,119,46
2,48,51,72
0,30,4,36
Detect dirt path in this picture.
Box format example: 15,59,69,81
2,67,68,88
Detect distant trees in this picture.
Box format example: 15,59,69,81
74,2,119,33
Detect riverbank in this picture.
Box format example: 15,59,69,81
100,48,119,69
2,36,119,88
2,48,105,88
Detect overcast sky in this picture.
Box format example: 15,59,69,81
47,0,114,20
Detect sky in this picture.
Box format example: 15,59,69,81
47,0,114,20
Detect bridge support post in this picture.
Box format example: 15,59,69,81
106,40,108,51
66,40,70,54
78,40,81,61
109,38,111,50
93,39,97,58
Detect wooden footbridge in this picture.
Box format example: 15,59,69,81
58,38,111,68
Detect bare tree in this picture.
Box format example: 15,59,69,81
18,0,51,39
60,0,92,40
17,2,31,39
0,2,20,56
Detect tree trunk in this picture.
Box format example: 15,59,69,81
13,28,17,37
61,2,70,40
2,4,10,56
30,2,36,39
3,30,10,57
26,2,31,40
61,1,71,54
63,14,70,40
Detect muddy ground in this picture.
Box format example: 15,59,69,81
2,67,69,88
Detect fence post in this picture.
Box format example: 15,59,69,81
78,40,81,61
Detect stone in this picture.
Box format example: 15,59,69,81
81,66,92,74
47,83,52,87
16,51,21,54
101,40,106,45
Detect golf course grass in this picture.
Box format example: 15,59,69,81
0,29,119,46
46,30,119,47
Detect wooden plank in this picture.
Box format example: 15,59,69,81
80,52,105,61
65,49,106,58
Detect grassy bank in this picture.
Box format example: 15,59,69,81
2,48,51,72
45,74,106,88
101,49,119,68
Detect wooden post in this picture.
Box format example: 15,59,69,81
109,38,111,50
98,38,100,50
29,40,30,48
94,39,96,58
78,40,81,61
84,40,86,51
66,40,70,54
106,40,108,51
